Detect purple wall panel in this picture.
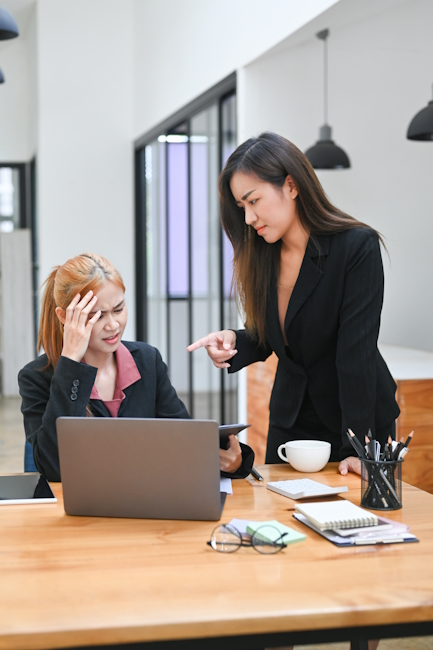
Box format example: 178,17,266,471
167,143,189,297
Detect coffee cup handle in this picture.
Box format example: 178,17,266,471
277,444,290,463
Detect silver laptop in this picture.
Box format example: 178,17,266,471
56,417,225,521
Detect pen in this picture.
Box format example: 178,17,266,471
250,467,263,482
392,437,405,461
385,436,393,461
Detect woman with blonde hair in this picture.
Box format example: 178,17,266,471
19,253,253,482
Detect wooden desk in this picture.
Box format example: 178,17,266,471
1,465,433,650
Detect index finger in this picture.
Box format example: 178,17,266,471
65,293,81,324
186,336,212,352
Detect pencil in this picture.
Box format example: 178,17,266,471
404,430,415,448
347,429,367,458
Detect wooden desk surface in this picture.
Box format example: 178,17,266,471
1,464,433,650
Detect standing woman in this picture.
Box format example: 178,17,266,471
188,132,400,475
19,253,252,481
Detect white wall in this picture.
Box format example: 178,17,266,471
132,0,339,139
240,0,433,351
27,4,37,157
36,0,136,339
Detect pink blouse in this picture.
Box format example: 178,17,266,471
89,343,141,417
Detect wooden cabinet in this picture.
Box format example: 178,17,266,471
396,379,433,493
247,354,277,464
0,230,34,396
247,347,433,494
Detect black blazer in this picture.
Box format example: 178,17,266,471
19,341,254,481
228,228,400,459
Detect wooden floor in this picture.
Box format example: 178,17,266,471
1,395,432,650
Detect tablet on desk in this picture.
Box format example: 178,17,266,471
0,473,57,505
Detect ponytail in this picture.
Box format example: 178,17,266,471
37,268,64,370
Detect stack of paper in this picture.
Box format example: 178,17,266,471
292,500,418,546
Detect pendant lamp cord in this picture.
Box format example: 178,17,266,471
324,35,328,125
317,29,330,126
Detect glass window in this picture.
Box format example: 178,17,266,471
0,167,20,232
137,91,237,423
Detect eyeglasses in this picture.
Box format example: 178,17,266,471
207,523,289,555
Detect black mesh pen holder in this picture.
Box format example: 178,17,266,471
360,458,403,511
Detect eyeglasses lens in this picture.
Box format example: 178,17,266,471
210,524,242,552
251,525,287,554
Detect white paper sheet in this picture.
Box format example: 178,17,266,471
220,478,233,495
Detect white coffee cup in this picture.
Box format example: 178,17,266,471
277,440,331,472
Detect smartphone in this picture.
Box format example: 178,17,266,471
219,423,251,450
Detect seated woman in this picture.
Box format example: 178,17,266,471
19,253,254,482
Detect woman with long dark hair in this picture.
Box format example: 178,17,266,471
188,132,399,475
19,253,253,481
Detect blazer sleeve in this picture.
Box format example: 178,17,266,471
18,356,97,481
221,442,255,479
336,231,384,458
227,329,272,374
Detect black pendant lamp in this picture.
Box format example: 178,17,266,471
0,6,19,40
0,69,4,84
407,84,433,141
305,29,350,169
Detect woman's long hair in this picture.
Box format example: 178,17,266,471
219,131,382,346
38,252,125,369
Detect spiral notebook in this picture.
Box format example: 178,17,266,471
294,500,378,531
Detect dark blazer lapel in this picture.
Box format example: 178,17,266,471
266,280,286,357
284,236,329,332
